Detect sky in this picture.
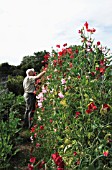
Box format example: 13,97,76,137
0,0,112,66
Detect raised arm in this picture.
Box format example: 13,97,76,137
35,71,46,80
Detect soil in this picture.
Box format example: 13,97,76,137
9,130,32,170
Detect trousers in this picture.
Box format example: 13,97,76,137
23,93,36,128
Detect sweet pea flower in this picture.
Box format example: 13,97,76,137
103,151,109,157
30,157,36,163
61,78,66,85
58,92,64,98
28,164,34,170
36,143,41,148
38,102,42,108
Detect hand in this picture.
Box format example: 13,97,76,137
43,67,47,72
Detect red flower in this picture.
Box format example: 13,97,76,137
63,43,67,47
91,72,95,76
86,109,92,114
87,29,91,32
67,48,72,54
30,157,36,163
84,22,89,29
100,67,105,74
96,67,99,71
75,49,79,54
69,62,73,68
36,143,41,148
97,41,101,46
56,45,60,48
78,30,82,34
74,152,77,156
75,112,80,118
49,119,53,123
88,102,97,110
58,51,63,56
92,28,96,32
28,164,34,170
40,125,44,130
44,53,49,62
30,127,35,133
55,156,64,167
86,102,97,114
77,75,81,79
100,60,105,66
37,160,45,169
70,55,74,59
53,60,57,66
57,168,64,170
76,160,80,165
103,151,109,157
102,104,110,111
52,153,64,168
52,152,59,160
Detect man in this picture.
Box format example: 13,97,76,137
23,68,46,129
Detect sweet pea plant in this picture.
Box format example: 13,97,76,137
28,22,112,170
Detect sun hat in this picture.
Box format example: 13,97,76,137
26,68,34,76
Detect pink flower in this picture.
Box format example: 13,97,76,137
38,102,42,108
42,89,47,93
34,133,37,138
61,78,66,85
58,92,64,98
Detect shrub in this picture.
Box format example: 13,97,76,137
0,111,21,168
7,75,24,96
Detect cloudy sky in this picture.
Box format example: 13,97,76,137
0,0,112,65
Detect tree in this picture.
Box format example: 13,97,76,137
19,50,49,76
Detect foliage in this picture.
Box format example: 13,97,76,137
0,86,15,120
11,95,25,121
7,75,24,95
0,111,21,168
28,22,112,169
0,87,25,168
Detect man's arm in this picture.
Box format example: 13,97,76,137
35,71,46,80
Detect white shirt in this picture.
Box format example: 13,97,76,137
23,76,36,93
